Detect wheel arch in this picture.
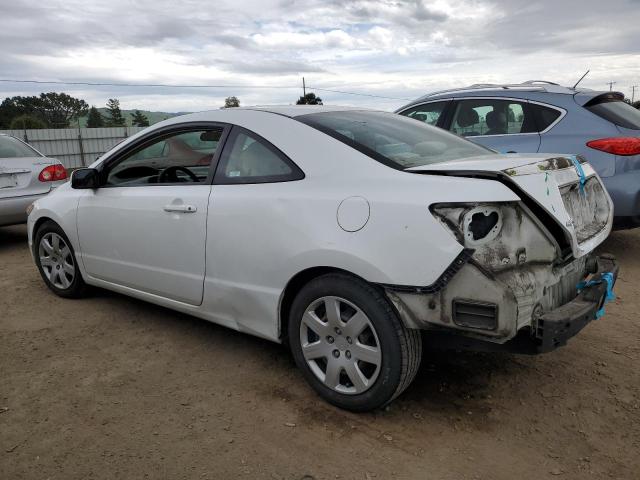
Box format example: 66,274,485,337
278,266,383,344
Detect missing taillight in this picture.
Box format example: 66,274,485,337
586,137,640,156
38,164,68,182
469,211,499,241
462,206,503,246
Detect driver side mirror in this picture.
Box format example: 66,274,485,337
71,168,100,189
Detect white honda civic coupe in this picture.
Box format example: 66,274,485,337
27,106,617,411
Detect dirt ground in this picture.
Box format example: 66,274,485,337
1,224,639,480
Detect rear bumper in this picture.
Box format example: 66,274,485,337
0,192,48,226
421,254,618,354
602,170,640,220
534,255,618,352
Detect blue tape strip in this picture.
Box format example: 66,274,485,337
570,155,586,196
576,271,616,319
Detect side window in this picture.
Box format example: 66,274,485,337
106,129,223,186
450,99,535,137
215,128,304,184
530,104,562,132
399,101,448,126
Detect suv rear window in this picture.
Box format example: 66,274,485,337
585,95,640,130
297,111,492,170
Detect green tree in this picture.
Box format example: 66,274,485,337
86,106,105,128
633,100,640,110
296,92,323,105
130,109,150,127
37,92,88,127
224,96,240,108
0,96,42,128
0,93,88,128
9,114,47,129
105,98,126,127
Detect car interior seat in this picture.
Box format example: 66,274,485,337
485,110,508,135
455,107,480,136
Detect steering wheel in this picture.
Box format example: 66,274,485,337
158,165,199,183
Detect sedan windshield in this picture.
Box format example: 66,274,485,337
296,111,492,169
0,135,41,158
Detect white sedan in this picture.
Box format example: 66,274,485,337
27,106,618,411
1,134,67,226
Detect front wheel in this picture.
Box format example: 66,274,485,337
34,221,87,298
288,273,422,411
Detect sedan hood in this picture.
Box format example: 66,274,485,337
408,153,613,258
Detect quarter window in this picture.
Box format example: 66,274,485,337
399,101,448,126
215,128,303,184
530,104,562,131
450,99,535,137
106,129,223,186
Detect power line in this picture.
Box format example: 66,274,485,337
0,78,409,101
310,86,411,101
0,78,296,89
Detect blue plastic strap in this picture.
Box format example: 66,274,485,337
576,271,616,319
570,155,586,196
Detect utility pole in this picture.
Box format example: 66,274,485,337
302,77,306,98
632,85,638,104
607,81,616,91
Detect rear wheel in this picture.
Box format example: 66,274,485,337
288,273,422,411
34,221,87,298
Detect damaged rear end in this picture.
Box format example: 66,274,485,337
388,154,618,354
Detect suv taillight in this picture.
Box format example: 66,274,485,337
586,137,640,156
38,164,68,182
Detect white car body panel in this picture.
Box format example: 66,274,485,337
77,185,212,305
28,106,613,345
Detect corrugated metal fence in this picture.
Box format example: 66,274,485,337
0,127,148,169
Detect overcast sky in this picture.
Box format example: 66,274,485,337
1,0,639,112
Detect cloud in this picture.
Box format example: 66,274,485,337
0,0,638,111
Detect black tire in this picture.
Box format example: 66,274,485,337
34,220,88,298
288,273,422,412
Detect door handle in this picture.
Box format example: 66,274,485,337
163,204,197,213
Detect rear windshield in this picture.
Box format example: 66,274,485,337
0,135,41,158
585,96,640,130
296,111,492,169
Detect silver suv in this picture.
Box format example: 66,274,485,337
396,81,640,228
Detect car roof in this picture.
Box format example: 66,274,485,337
229,105,372,118
399,81,618,109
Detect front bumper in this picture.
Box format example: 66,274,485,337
420,254,618,355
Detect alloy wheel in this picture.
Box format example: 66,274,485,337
38,232,75,289
299,296,382,395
